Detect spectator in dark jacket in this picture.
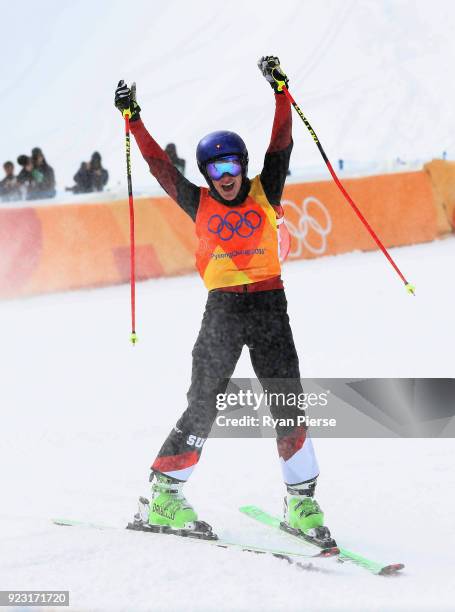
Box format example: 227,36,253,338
17,155,37,200
165,143,186,175
0,161,21,202
89,151,108,192
30,147,56,199
67,152,109,194
69,161,92,193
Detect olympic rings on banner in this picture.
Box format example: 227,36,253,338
282,197,332,256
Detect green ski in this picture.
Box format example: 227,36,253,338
52,517,338,573
239,505,404,576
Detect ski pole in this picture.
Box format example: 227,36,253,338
122,108,138,343
278,82,415,295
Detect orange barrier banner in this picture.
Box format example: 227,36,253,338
0,166,450,299
0,197,196,300
282,170,441,260
424,160,455,231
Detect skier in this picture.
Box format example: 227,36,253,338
114,57,334,546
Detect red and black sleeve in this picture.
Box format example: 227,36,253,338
129,119,201,221
260,94,293,206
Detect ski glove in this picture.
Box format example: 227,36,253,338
257,56,289,94
115,80,141,121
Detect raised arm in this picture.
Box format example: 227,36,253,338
260,94,293,206
257,57,293,206
115,81,200,221
130,119,200,220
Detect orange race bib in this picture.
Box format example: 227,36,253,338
195,176,283,290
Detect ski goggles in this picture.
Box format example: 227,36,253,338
206,156,242,181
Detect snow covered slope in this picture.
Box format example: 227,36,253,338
1,2,454,608
0,237,454,611
2,0,455,190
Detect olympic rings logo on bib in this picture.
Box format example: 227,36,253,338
207,210,262,241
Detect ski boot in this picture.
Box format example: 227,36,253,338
128,473,217,540
282,478,337,548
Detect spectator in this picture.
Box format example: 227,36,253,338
30,147,56,199
17,154,37,200
67,153,108,194
89,151,108,192
68,161,92,194
165,143,186,175
0,161,21,202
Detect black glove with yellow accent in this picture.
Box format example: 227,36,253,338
114,80,141,121
257,56,289,94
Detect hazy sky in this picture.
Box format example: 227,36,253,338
1,0,454,190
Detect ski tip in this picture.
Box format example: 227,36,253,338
379,563,405,576
239,505,270,520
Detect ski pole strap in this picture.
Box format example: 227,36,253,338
282,86,415,296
